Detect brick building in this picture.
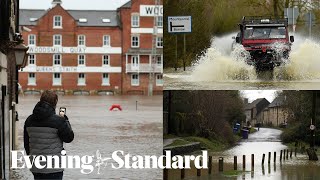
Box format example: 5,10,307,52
19,0,163,95
118,0,163,95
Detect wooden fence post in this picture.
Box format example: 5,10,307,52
219,157,224,172
262,154,265,165
251,154,254,171
234,156,237,170
268,152,271,164
243,155,246,170
197,160,202,176
274,152,276,163
208,156,212,174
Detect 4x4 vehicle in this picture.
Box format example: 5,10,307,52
233,16,294,71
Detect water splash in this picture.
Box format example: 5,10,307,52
192,34,256,81
192,45,256,81
191,33,320,81
274,39,320,80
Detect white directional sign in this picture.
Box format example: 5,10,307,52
168,16,192,33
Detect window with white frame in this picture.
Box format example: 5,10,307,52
53,73,61,85
156,16,163,27
156,74,163,86
78,55,85,66
156,36,163,48
29,54,36,65
28,73,36,85
131,55,139,69
53,15,62,28
156,56,162,67
102,55,109,66
103,35,110,46
131,35,139,48
102,73,110,85
53,54,61,66
53,35,62,46
78,35,85,46
78,73,86,85
131,14,139,27
131,74,139,86
28,34,36,45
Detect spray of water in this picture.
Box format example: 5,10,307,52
192,33,256,81
274,38,320,80
191,33,320,81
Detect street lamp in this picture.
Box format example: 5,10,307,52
13,43,29,68
12,32,29,68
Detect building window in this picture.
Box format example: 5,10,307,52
53,15,62,28
28,34,36,45
78,73,86,85
103,35,110,46
156,16,163,27
131,74,139,86
53,73,61,85
131,56,139,69
29,54,36,65
53,35,62,46
156,74,163,86
156,36,163,48
78,55,85,66
102,55,109,66
156,56,162,67
78,35,85,46
53,54,61,66
131,14,139,27
102,73,110,85
28,73,36,85
131,35,139,48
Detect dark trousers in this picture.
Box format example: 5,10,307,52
33,172,63,180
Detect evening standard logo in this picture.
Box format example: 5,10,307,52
11,150,208,174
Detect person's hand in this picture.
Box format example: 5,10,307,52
59,111,65,117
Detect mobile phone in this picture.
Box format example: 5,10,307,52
59,107,66,116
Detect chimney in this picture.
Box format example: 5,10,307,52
244,98,248,105
52,0,62,7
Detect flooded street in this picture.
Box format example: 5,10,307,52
164,34,320,90
167,128,320,180
11,95,163,180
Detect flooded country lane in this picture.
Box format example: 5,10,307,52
164,34,320,90
11,95,163,180
167,128,320,180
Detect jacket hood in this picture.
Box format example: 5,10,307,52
32,101,56,120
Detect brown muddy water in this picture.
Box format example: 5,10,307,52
167,128,320,180
10,95,163,180
164,34,320,90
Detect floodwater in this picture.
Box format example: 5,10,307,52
10,95,163,180
164,34,320,90
167,128,320,180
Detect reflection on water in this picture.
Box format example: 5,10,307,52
166,128,320,179
11,95,163,180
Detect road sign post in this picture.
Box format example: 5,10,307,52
168,16,192,71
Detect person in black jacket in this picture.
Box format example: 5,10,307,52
24,90,74,180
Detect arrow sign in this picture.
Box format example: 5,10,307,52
168,16,192,33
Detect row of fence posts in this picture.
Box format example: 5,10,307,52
163,148,298,180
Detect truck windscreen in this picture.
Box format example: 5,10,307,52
244,26,286,39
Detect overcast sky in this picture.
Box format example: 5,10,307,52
20,0,130,10
241,90,279,103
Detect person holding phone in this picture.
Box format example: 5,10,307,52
24,90,74,180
